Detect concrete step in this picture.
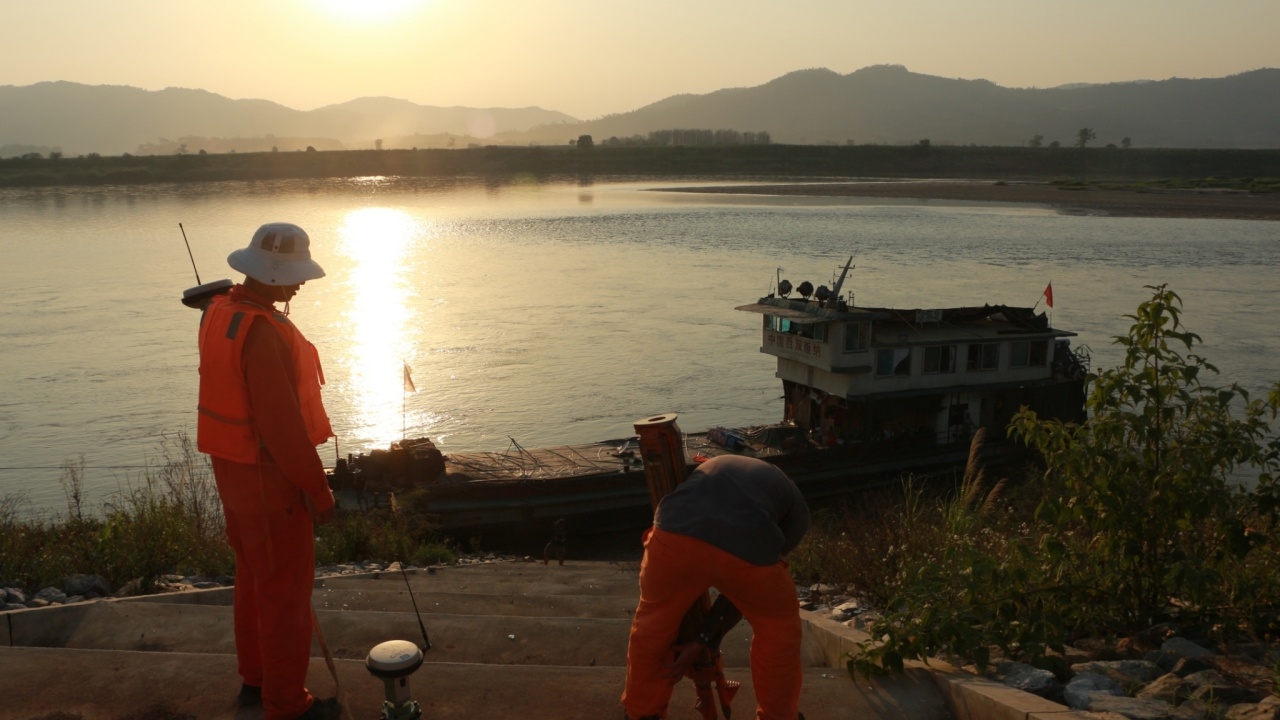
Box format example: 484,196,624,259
35,601,722,667
314,587,641,618
0,647,951,720
322,573,639,598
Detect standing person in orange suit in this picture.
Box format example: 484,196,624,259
197,222,340,720
621,455,811,720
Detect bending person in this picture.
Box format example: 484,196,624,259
622,455,810,720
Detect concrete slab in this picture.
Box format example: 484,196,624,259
0,647,950,720
7,601,97,648
933,672,1068,720
408,560,641,578
44,599,766,669
314,587,641,618
322,575,639,597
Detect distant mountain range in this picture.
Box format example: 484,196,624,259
502,65,1280,149
0,83,578,156
3,65,1279,157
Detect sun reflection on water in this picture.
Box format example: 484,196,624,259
335,207,423,447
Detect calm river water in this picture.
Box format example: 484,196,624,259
1,178,1277,512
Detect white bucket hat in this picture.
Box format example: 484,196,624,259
227,222,326,286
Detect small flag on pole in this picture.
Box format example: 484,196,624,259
1043,282,1054,309
403,361,416,393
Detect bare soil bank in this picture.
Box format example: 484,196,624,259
663,180,1280,221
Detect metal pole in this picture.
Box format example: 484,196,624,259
178,223,202,284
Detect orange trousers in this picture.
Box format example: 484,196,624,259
622,527,803,720
214,458,317,720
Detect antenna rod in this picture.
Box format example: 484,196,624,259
400,565,432,651
179,223,201,285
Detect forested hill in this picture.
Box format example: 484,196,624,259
507,65,1280,149
0,82,577,156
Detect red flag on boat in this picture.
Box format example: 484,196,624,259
1043,282,1054,309
403,361,417,393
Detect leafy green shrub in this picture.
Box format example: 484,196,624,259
315,502,453,567
851,285,1280,677
0,434,232,593
1013,284,1280,629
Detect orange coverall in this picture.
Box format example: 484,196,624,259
205,287,335,720
622,456,809,720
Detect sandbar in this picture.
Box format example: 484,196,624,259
660,180,1280,221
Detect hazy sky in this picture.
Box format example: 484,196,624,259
3,0,1277,120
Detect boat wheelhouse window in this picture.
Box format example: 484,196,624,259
1011,340,1049,368
966,342,1000,372
876,347,911,377
843,322,866,353
923,345,956,374
766,315,825,341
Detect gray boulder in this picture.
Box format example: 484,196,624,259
1162,637,1215,659
4,603,27,611
1090,696,1198,717
112,578,143,598
34,587,67,604
62,574,111,597
997,661,1060,698
1065,672,1126,709
1170,656,1214,677
1136,673,1192,704
1071,659,1165,688
1183,670,1264,706
1226,697,1280,720
6,588,26,604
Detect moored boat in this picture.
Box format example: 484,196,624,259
328,259,1088,547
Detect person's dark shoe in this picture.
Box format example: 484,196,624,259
295,697,341,720
237,684,261,706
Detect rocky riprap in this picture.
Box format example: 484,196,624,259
0,554,522,612
803,585,1279,720
986,626,1280,720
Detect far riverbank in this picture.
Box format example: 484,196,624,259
659,180,1280,221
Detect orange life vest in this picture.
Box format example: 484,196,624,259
197,293,334,464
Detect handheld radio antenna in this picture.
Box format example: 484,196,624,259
179,223,201,284
178,224,232,309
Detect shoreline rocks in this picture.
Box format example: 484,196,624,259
1,553,523,612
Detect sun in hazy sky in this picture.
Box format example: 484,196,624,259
313,0,427,22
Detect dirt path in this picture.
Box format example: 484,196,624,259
661,180,1280,221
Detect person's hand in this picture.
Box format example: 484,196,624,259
304,492,336,526
662,641,707,685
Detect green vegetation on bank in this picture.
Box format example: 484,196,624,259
791,286,1280,678
3,145,1280,187
0,433,454,596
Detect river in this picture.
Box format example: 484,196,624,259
1,177,1277,513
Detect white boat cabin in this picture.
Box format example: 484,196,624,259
736,292,1086,450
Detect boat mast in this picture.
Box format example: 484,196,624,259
828,256,855,307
